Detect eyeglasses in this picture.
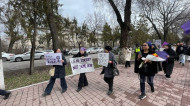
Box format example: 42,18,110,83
142,45,147,46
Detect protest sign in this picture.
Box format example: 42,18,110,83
45,53,62,65
70,57,95,75
98,53,109,67
154,40,162,48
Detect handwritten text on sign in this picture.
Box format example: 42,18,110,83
98,53,109,67
45,53,62,65
70,57,95,75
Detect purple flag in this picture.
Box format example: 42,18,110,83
181,20,190,35
156,51,168,60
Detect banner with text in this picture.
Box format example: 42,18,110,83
70,57,95,75
98,53,109,67
45,53,62,65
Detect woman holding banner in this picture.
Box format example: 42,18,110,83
73,47,89,92
42,49,67,97
100,46,116,95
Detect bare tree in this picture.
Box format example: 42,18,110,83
86,12,105,46
137,0,190,41
94,0,132,64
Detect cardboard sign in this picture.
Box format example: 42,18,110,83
45,53,62,65
98,53,109,67
70,57,95,75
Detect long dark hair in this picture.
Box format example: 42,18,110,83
54,48,59,53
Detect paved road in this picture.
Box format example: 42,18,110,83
3,54,98,72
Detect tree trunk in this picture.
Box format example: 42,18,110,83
7,40,15,53
44,0,59,50
29,0,37,75
118,26,129,64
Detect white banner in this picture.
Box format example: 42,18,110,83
98,53,109,67
70,57,95,75
45,53,62,65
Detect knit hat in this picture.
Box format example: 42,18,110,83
146,42,152,49
80,47,86,51
162,42,169,46
105,46,112,51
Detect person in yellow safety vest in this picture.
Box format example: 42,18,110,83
135,44,141,53
134,44,141,73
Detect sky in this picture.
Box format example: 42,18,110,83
59,0,95,25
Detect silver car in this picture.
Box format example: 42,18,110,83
2,52,15,61
10,51,45,62
86,47,99,54
68,49,79,55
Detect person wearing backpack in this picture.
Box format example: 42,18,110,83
135,42,158,100
100,46,116,95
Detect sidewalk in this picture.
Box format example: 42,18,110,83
0,62,190,106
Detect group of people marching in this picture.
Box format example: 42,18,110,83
42,46,116,97
1,42,189,100
133,41,190,99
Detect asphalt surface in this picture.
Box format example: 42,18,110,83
3,54,98,72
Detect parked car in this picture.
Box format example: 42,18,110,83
96,47,104,53
10,51,45,62
43,50,54,55
2,52,15,61
86,47,98,54
68,49,79,55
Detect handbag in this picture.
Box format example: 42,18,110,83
49,68,55,76
113,62,119,76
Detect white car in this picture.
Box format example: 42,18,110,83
43,50,54,55
86,47,99,54
10,51,45,62
96,47,104,53
68,49,79,55
2,52,15,61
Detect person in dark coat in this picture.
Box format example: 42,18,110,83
0,89,11,100
100,46,116,95
175,43,180,61
42,49,67,97
73,47,89,92
135,42,158,100
162,44,177,78
177,42,186,66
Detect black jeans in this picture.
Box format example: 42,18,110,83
0,89,7,96
104,77,114,91
140,74,154,94
78,73,88,89
45,77,67,94
125,61,131,67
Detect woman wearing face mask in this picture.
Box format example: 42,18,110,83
162,44,177,78
42,49,67,97
73,47,88,92
136,42,158,100
100,46,116,95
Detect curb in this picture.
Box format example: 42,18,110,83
9,67,103,91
